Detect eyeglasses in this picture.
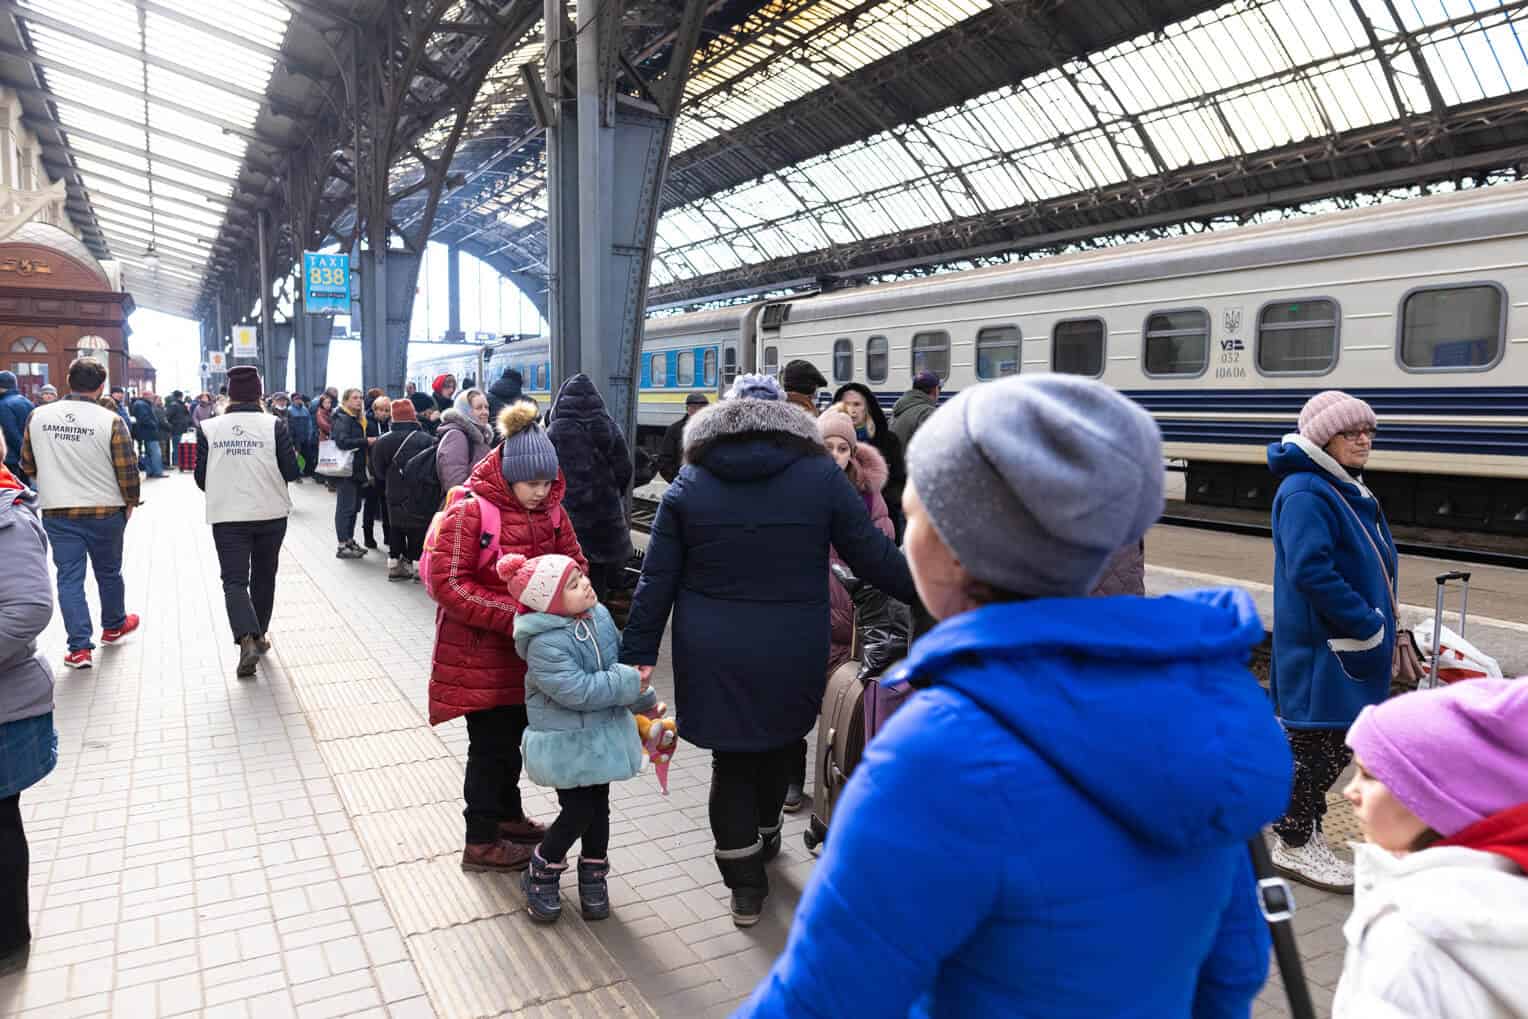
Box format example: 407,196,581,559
1338,427,1376,441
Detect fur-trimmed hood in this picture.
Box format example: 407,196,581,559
846,441,888,494
683,397,826,481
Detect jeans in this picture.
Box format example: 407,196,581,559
212,519,287,643
334,479,363,543
1273,726,1353,847
141,438,164,477
301,440,318,477
43,513,127,651
711,744,795,892
540,784,611,863
462,705,529,844
391,525,427,563
0,794,27,953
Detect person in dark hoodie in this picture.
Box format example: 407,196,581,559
164,389,192,468
657,392,709,484
889,369,941,449
0,371,34,485
487,367,536,421
620,373,916,928
1265,390,1394,894
194,367,301,679
737,374,1292,1018
370,399,435,581
545,374,634,601
831,382,906,542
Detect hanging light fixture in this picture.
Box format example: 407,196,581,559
137,0,160,276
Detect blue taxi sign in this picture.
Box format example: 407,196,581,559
303,252,350,314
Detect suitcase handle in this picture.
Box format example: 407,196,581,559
1435,571,1472,584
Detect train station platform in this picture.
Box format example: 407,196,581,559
6,473,1382,1019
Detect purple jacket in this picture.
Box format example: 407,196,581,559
435,408,494,491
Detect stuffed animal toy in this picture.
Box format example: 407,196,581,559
635,708,678,795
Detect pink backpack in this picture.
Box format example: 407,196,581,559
420,485,502,600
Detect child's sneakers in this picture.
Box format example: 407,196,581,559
523,849,567,923
577,857,610,921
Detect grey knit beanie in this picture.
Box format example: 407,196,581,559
498,400,560,484
907,375,1163,598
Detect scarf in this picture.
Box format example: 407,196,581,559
0,464,22,492
1438,802,1528,872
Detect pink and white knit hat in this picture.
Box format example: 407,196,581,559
1297,390,1377,447
497,553,580,614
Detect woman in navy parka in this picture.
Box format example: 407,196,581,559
1265,391,1394,894
738,376,1293,1019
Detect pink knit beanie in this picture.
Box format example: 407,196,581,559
1297,390,1376,447
817,408,856,450
497,553,580,615
1347,678,1528,837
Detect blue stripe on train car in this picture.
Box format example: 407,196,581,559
1156,419,1528,456
1123,386,1528,416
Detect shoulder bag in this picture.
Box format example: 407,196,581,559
1334,493,1425,689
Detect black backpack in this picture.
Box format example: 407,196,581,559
390,434,443,528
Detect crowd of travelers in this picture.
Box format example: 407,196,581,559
1,350,1524,1017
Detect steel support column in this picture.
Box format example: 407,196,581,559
271,320,293,392
446,243,463,341
256,209,275,382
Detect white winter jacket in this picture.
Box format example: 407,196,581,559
1333,842,1528,1018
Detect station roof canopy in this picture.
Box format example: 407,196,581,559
9,0,1528,317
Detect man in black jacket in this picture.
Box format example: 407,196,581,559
369,399,434,580
486,367,538,421
165,390,192,468
657,391,709,483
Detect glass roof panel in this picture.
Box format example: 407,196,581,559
18,0,291,315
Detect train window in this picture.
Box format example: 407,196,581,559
833,339,853,382
1143,309,1209,377
763,346,779,376
677,350,695,387
911,331,950,380
649,354,664,387
1257,300,1338,374
976,326,1020,380
1052,319,1105,376
704,348,718,386
723,347,738,385
1398,284,1505,371
866,336,889,383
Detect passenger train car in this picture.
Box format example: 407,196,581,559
407,335,554,405
647,182,1528,534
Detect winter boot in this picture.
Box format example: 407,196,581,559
1270,830,1354,893
577,857,611,921
782,784,805,813
460,840,533,873
759,819,783,864
716,841,768,928
236,635,261,679
523,849,567,924
387,558,410,581
498,816,548,847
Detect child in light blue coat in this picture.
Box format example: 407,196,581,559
501,552,658,924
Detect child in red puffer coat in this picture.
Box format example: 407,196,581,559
424,401,587,873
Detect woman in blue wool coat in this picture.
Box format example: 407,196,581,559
738,375,1293,1019
1265,390,1396,894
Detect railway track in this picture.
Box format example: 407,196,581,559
635,494,1526,569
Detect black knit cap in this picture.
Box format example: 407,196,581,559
227,365,263,403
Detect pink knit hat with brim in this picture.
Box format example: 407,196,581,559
1298,390,1376,447
817,409,856,450
1347,678,1528,837
497,553,580,615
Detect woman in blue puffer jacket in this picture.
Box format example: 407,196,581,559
1265,390,1395,895
738,375,1293,1019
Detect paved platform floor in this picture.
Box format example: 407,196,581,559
5,473,1359,1018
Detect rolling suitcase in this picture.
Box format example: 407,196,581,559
1421,570,1486,689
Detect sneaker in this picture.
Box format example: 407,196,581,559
236,636,261,679
387,558,410,581
577,857,611,921
336,543,366,560
498,817,548,847
347,540,369,557
460,840,533,873
523,849,567,924
782,784,805,813
100,615,140,644
62,649,93,670
730,889,765,928
255,635,272,654
0,941,30,977
1271,831,1354,893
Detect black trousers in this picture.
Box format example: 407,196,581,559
789,738,808,788
586,560,624,602
540,784,611,863
391,525,427,563
711,744,794,891
335,479,363,542
0,794,28,953
301,440,319,476
363,484,391,546
212,519,287,643
1273,726,1352,847
463,704,529,844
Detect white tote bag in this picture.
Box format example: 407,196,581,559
315,439,354,478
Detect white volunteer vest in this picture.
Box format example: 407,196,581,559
200,412,292,524
27,399,126,511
